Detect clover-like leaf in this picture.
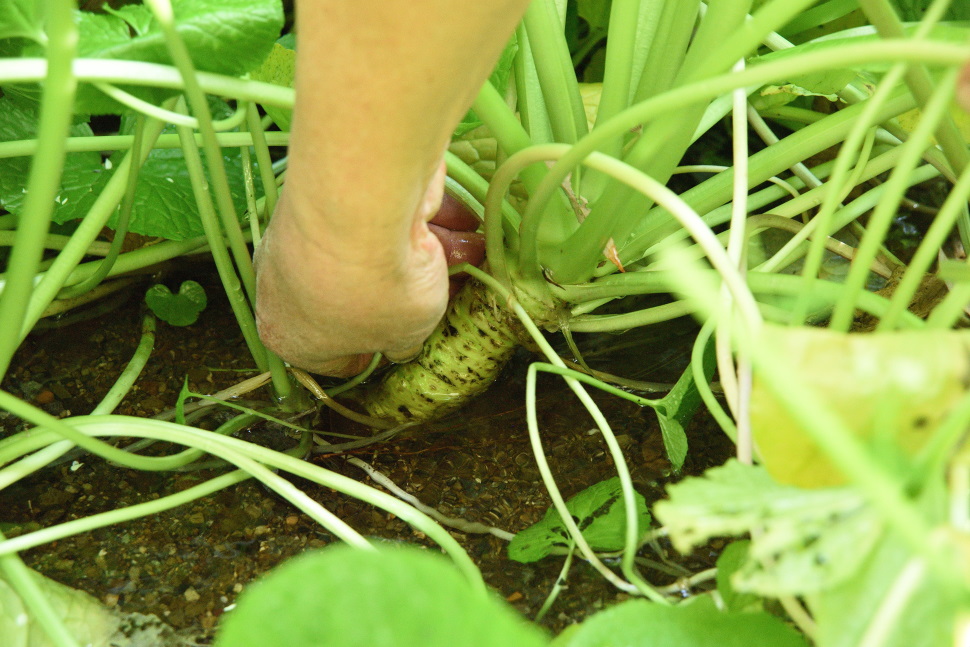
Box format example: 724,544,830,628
145,281,207,326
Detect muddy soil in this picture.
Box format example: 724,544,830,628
0,274,734,643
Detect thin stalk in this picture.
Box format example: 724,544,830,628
693,320,736,442
568,301,694,332
0,232,111,255
725,58,751,463
780,0,859,37
534,548,573,621
24,415,484,589
0,58,295,111
630,0,696,105
51,235,208,285
595,0,656,159
830,67,959,330
514,22,553,144
0,0,77,381
521,315,659,600
245,103,278,228
564,0,805,280
791,60,905,324
522,0,587,145
520,40,964,281
491,144,763,329
618,92,917,269
148,7,259,312
756,160,937,275
858,0,970,249
0,390,209,472
57,114,147,300
879,163,970,330
925,281,970,330
172,111,269,371
0,470,250,557
527,363,664,409
0,131,289,158
91,314,155,415
457,265,710,602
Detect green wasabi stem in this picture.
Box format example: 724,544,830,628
0,0,79,382
91,314,156,415
356,277,528,423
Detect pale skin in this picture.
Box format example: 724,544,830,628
254,0,532,377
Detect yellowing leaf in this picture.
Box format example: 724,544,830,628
751,325,968,488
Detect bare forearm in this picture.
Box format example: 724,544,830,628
255,0,528,375
285,0,530,263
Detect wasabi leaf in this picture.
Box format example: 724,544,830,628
145,281,207,326
0,0,45,42
654,460,883,596
216,545,548,647
0,96,106,218
552,596,808,647
63,0,283,114
752,325,969,488
509,477,650,563
249,35,297,131
46,98,261,241
715,541,761,613
811,526,958,647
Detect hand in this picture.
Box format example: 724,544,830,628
254,167,484,378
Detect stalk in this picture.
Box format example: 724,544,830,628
357,277,530,422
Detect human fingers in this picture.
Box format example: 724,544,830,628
427,223,486,267
429,193,481,232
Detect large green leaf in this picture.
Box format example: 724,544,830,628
57,99,257,240
0,0,46,42
215,544,548,647
653,460,883,596
13,0,284,114
509,477,651,563
0,96,105,218
552,596,809,647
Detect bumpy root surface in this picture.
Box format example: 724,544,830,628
356,278,527,423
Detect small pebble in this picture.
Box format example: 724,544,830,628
35,390,55,405
285,515,299,526
183,587,200,602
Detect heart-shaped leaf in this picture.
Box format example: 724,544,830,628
145,281,207,326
